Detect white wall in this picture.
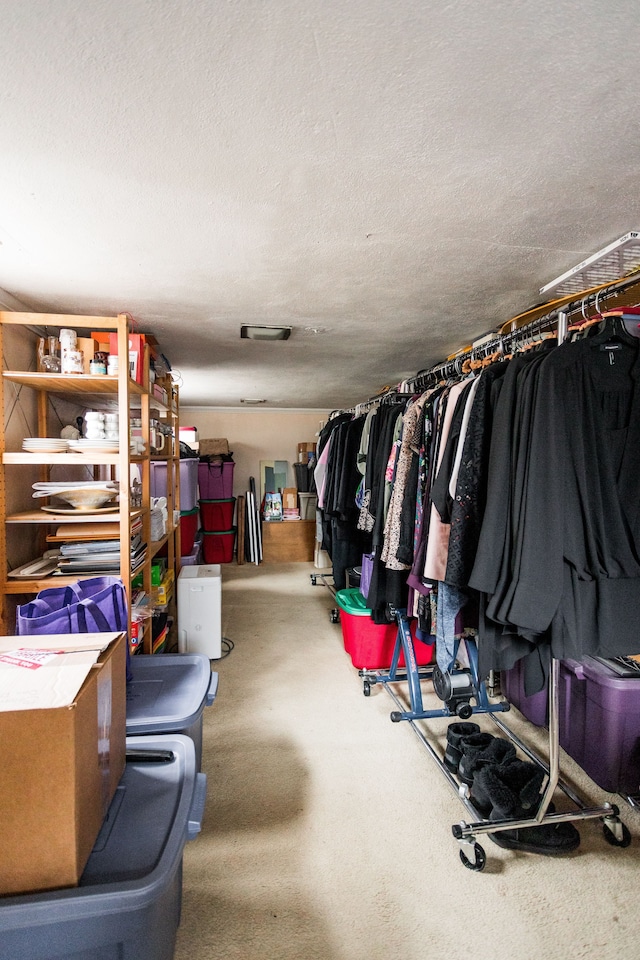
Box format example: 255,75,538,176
179,407,329,498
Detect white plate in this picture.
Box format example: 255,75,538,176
23,440,69,447
69,439,119,446
40,505,120,515
71,447,120,454
8,556,61,578
23,446,70,453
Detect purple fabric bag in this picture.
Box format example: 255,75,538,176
360,553,374,599
16,576,128,636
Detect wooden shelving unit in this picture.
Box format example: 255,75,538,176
0,312,180,654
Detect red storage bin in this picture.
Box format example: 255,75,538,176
202,528,236,564
335,589,434,669
200,498,235,532
179,507,200,556
198,461,234,499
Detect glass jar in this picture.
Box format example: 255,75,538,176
61,349,83,375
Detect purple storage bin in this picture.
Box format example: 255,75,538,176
558,658,640,795
151,459,199,511
198,460,234,499
181,536,202,566
501,657,548,727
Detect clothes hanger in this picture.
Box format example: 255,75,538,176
583,308,640,348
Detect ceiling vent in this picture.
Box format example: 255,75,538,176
240,324,292,341
540,232,640,298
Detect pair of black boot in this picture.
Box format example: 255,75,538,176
444,722,580,855
444,722,516,785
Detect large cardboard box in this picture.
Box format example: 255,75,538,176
0,633,127,896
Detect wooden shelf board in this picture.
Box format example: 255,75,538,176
2,573,115,593
6,509,144,523
3,371,145,396
4,452,123,465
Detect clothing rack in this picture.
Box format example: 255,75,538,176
354,271,640,870
448,304,629,870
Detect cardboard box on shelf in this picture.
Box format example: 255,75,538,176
0,632,127,896
77,337,99,374
91,331,111,351
282,487,298,511
154,568,175,606
108,332,147,384
199,438,229,457
297,442,316,463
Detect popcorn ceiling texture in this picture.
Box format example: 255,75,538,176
1,0,639,407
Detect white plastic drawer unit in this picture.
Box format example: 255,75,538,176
177,565,222,659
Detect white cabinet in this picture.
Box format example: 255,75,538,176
177,565,222,659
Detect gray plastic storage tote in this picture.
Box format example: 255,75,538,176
0,734,206,960
126,653,218,770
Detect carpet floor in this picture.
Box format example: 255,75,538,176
173,562,640,960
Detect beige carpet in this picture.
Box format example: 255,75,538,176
174,562,640,960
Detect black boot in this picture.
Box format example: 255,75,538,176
456,733,495,784
458,736,517,787
471,761,580,855
443,721,480,773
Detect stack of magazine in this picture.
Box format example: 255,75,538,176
55,516,146,575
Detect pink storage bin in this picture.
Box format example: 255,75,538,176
198,461,234,500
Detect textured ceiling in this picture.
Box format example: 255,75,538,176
1,0,640,408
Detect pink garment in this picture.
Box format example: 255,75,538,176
423,380,469,582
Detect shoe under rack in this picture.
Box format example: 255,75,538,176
359,609,631,872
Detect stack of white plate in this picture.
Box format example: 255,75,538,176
22,438,70,453
68,439,119,454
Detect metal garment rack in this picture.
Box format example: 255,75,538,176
357,288,639,870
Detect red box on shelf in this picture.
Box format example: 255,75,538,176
108,332,146,384
202,529,236,564
335,589,434,670
200,498,235,531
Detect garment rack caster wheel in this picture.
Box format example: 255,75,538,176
329,609,340,624
310,575,318,586
390,711,403,722
459,842,486,872
363,679,372,697
453,825,487,871
602,815,631,848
